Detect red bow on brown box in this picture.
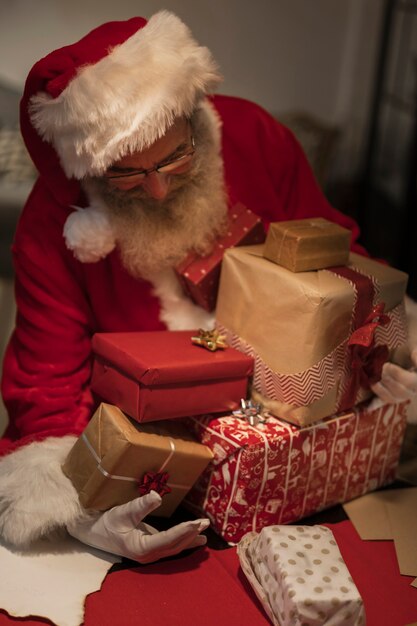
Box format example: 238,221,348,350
343,303,390,407
138,471,172,497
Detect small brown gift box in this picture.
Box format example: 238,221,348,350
62,403,214,517
263,217,351,272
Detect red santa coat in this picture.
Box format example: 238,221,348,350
0,94,366,456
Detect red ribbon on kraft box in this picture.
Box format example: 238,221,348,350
327,266,390,411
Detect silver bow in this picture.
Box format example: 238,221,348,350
232,399,268,427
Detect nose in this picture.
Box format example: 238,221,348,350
142,171,171,200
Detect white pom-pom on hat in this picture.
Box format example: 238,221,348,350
63,205,116,262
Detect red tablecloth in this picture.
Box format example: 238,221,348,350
0,521,416,626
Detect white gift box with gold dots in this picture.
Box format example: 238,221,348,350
237,524,365,626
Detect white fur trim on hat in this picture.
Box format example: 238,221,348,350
64,205,116,262
0,436,88,548
29,11,222,179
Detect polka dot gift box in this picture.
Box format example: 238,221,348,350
237,524,365,626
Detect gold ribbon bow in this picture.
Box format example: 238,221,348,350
191,329,228,352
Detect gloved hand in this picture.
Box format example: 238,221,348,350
67,490,209,564
371,347,417,404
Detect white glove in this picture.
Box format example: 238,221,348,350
67,490,210,564
371,347,417,404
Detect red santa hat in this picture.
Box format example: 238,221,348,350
20,11,222,261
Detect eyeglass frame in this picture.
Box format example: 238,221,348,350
105,126,196,182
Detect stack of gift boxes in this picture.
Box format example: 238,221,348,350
63,204,262,518
63,206,410,545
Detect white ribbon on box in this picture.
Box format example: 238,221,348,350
81,432,190,494
237,524,365,626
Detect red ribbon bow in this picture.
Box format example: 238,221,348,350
138,471,172,497
341,303,390,409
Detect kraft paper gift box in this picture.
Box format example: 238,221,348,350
62,403,214,516
263,217,351,272
237,525,365,626
216,245,409,426
175,203,265,311
91,330,254,423
184,400,408,543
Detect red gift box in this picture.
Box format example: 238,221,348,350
175,203,265,311
91,331,254,423
184,400,408,543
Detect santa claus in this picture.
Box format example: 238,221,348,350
1,11,416,563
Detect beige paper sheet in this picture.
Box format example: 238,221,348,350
384,488,417,577
0,535,119,626
343,488,417,578
343,492,393,540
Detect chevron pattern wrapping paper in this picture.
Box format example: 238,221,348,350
184,401,408,543
218,301,407,427
216,247,409,426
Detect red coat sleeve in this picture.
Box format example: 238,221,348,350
0,182,95,455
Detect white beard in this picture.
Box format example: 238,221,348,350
84,104,228,280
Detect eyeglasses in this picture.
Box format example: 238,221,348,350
105,134,195,184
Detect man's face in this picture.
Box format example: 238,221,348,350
86,107,228,279
102,117,194,201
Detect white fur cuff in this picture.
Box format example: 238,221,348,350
0,436,86,548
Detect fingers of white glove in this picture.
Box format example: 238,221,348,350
138,521,159,536
367,396,385,411
105,491,162,533
382,362,417,390
68,513,209,564
135,519,210,563
161,520,209,553
186,533,208,549
379,363,417,400
145,518,209,551
371,381,400,404
139,531,209,564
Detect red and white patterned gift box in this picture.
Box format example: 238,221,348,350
184,401,408,544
